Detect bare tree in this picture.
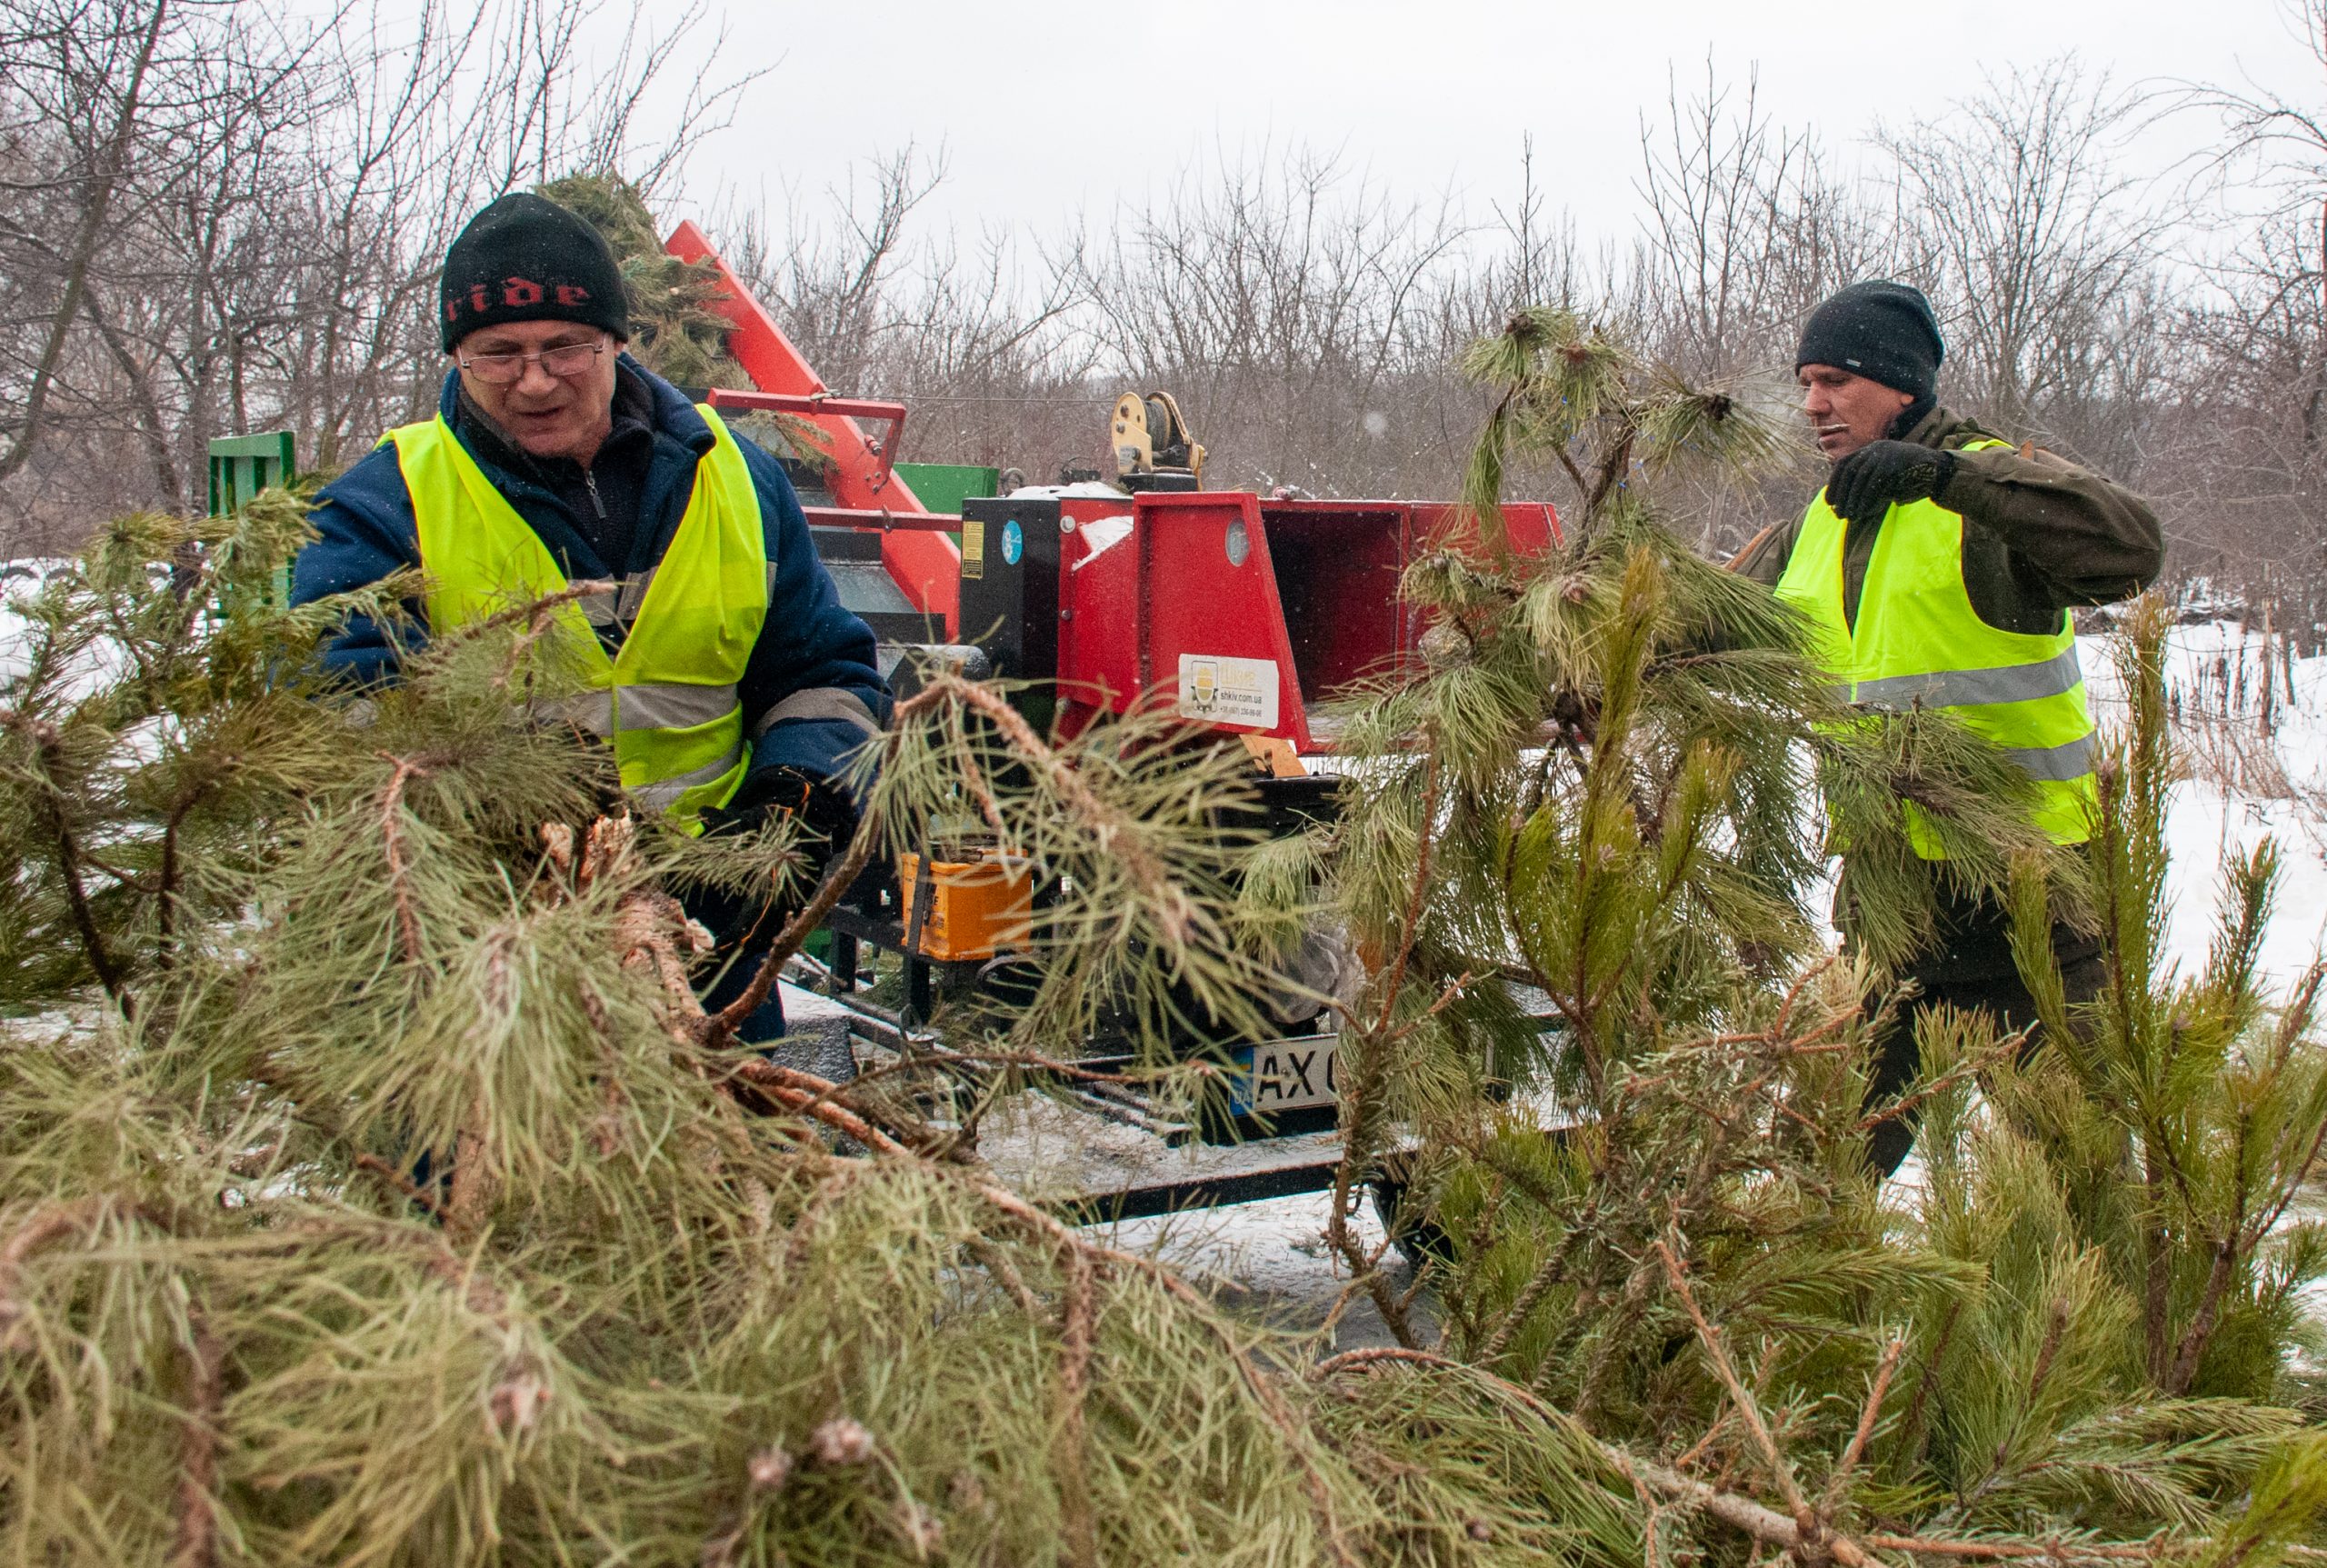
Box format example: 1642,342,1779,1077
1074,147,1471,495
2142,0,2327,638
0,0,175,487
1625,60,1889,382
722,145,1096,477
1878,60,2163,448
0,0,750,550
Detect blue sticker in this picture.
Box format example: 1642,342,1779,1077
1001,519,1024,565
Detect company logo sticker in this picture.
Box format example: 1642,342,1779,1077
1176,654,1280,729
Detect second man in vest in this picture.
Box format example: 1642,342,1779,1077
1732,280,2164,1174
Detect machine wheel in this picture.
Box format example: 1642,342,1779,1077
1367,1176,1449,1269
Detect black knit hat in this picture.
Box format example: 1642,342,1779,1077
439,193,629,353
1794,281,1944,400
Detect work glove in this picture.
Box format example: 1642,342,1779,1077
699,764,860,856
1824,440,1957,526
695,767,861,951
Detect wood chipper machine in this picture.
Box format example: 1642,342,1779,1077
665,223,1561,1219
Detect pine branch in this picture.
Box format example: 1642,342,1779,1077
1055,1246,1100,1568
0,1196,144,1339
353,1153,447,1222
701,1031,1364,1566
154,781,214,967
375,751,447,964
1315,1352,2189,1568
1856,1030,2027,1134
938,675,1195,945
1653,1239,1815,1536
618,879,1369,1564
168,1313,224,1568
706,668,1221,1045
1477,1204,1592,1364
1321,754,1445,1352
1820,1336,1903,1515
433,578,620,650
10,711,131,1007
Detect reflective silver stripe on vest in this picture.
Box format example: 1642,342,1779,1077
578,586,621,627
749,685,882,740
1852,645,2084,712
615,681,740,733
2001,733,2096,783
631,748,743,810
616,567,657,622
559,689,614,736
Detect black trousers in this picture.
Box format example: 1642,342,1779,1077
1863,952,2105,1176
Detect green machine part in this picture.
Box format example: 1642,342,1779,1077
893,462,999,522
209,430,296,514
209,430,298,604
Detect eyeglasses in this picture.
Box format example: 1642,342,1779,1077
457,336,607,386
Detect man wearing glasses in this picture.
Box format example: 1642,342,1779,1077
294,193,886,1037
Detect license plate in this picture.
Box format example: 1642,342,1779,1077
1229,1037,1340,1115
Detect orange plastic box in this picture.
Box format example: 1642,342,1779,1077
895,851,1034,960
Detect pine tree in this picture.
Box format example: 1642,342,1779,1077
1308,308,2327,1564
1998,594,2327,1402
536,171,830,470
0,491,1663,1565
535,172,744,390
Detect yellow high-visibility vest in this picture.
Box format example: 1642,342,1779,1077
1774,438,2098,857
385,406,769,828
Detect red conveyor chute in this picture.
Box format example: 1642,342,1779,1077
663,219,960,639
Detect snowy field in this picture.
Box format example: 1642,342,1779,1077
2085,623,2327,989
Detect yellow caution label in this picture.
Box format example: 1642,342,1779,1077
960,518,984,580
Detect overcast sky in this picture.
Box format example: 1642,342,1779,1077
677,0,2316,252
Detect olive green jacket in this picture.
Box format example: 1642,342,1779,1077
1731,406,2164,635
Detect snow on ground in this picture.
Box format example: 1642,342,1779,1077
2,559,139,699
0,560,66,685
1102,1190,1419,1350
2082,623,2327,992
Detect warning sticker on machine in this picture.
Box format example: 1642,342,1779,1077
1177,654,1280,729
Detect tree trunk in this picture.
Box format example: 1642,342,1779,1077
0,0,172,484
81,285,187,512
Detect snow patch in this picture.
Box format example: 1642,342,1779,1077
1070,514,1134,568
2082,624,2327,993
1004,482,1130,501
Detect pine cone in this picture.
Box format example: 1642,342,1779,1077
1419,621,1472,670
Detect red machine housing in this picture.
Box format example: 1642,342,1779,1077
964,489,1559,752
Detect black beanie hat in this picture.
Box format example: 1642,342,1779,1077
439,193,629,353
1794,280,1944,400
